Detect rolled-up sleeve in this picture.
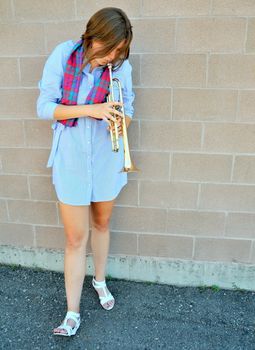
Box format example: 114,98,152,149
122,59,135,119
36,43,65,120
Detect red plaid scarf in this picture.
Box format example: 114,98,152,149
58,39,110,127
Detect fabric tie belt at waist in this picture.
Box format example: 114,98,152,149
46,122,65,168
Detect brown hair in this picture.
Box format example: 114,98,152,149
78,7,133,74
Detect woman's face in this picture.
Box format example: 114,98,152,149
90,39,126,66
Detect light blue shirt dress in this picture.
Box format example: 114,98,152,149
36,40,135,205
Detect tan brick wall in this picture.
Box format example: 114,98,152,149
0,0,255,266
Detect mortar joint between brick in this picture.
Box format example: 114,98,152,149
170,87,173,120
139,0,143,17
197,183,201,209
26,175,31,200
236,89,241,121
5,200,10,222
244,17,249,54
10,0,15,20
201,122,205,151
230,154,235,183
43,23,47,54
138,180,140,206
174,18,178,52
56,201,60,225
222,211,228,237
168,153,172,181
205,52,209,88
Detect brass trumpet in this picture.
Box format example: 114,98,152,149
106,63,139,173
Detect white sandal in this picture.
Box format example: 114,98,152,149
92,276,115,310
53,310,81,337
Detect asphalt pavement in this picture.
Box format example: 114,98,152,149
0,263,255,350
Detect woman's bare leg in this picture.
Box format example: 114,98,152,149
53,200,90,335
90,199,115,308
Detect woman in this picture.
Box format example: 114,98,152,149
36,7,135,336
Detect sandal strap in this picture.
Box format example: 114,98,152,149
98,293,114,304
92,276,115,307
56,324,73,336
65,311,80,323
92,276,106,287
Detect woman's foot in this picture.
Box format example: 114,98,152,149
92,276,115,310
53,311,81,336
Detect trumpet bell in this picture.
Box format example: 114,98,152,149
120,164,140,173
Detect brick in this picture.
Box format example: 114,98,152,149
246,19,255,53
0,58,19,86
24,120,53,148
0,0,13,22
194,237,251,263
238,90,255,122
140,121,201,151
171,153,232,182
138,233,193,259
131,19,175,53
166,210,225,236
233,156,255,183
109,231,138,255
129,54,140,87
128,151,170,181
199,184,255,212
0,200,8,222
0,222,34,247
0,120,25,147
110,206,167,233
76,0,141,18
203,123,255,153
141,54,206,87
250,242,255,263
212,0,255,15
140,181,198,209
35,225,65,249
0,148,51,175
173,88,237,121
0,175,29,199
45,21,85,53
176,18,246,53
134,88,172,119
20,57,46,87
29,175,57,201
114,180,138,206
127,120,139,150
8,199,58,225
0,23,44,55
142,0,210,16
226,213,255,239
0,89,38,118
14,0,75,21
208,55,255,88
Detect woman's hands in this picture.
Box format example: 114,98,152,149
88,102,123,125
107,115,123,136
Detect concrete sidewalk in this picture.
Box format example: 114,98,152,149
0,264,255,350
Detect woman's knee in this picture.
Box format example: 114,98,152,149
65,228,88,249
92,217,110,232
